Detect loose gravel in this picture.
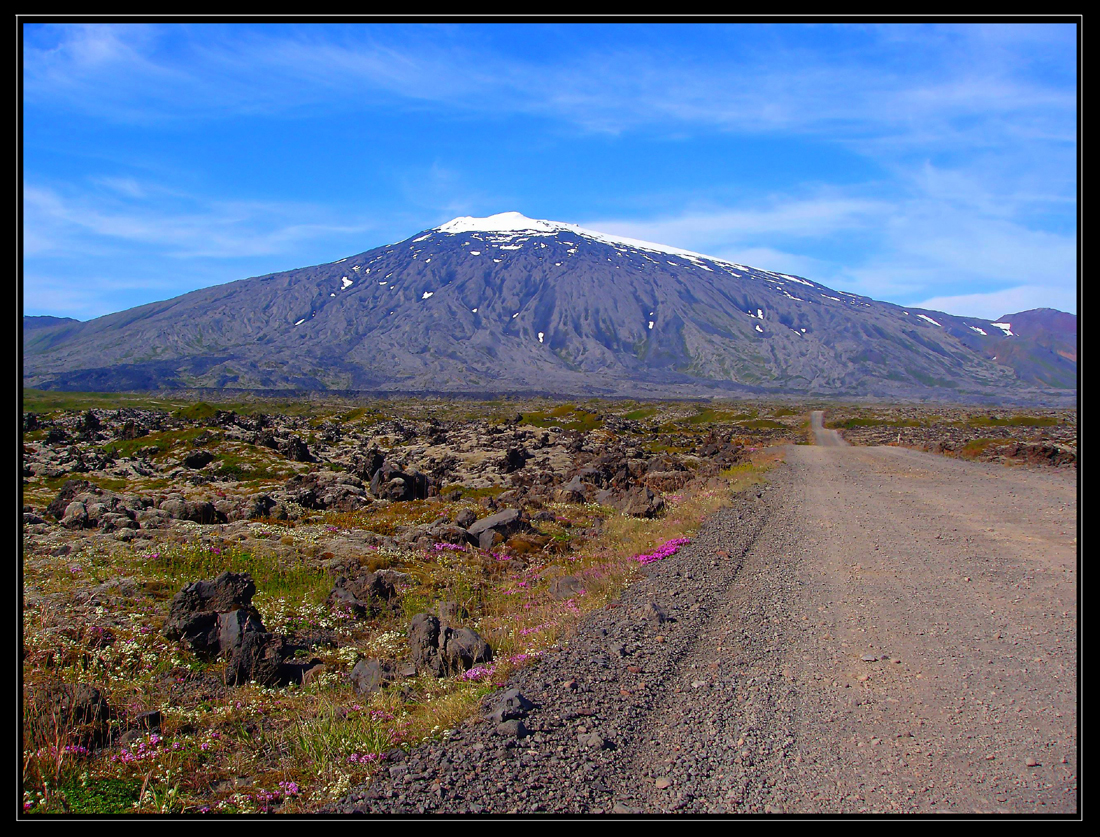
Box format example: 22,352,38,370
333,446,1078,815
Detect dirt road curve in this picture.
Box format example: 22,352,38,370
339,439,1078,816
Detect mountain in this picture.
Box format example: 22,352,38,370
23,315,81,331
22,212,1077,402
992,308,1077,364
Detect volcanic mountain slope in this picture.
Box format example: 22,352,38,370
989,308,1078,367
23,212,1076,401
23,315,81,331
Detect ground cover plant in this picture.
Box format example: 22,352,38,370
822,404,1076,467
22,393,793,814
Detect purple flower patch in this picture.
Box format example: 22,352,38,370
632,537,691,566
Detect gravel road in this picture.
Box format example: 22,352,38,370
810,409,847,447
335,441,1078,815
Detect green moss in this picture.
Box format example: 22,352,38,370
101,427,217,461
960,438,1000,457
521,405,602,432
686,408,733,425
57,776,142,814
737,419,784,430
831,417,924,429
170,402,219,422
968,414,1057,428
22,389,186,414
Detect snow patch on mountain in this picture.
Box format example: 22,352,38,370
436,211,752,268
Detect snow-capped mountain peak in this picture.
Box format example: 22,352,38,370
436,211,561,234
23,213,1076,399
435,212,742,266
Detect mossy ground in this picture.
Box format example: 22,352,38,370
22,393,801,814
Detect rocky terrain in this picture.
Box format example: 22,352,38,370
332,442,1077,815
823,405,1077,468
21,394,791,814
20,394,1077,815
22,397,779,547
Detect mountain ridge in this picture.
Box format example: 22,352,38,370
23,212,1077,403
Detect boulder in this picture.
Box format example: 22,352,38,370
249,494,277,519
442,628,494,674
224,631,288,687
183,450,215,469
478,529,503,550
500,447,531,473
553,477,589,504
158,497,225,525
164,572,298,687
369,463,433,502
282,471,371,512
612,486,665,519
485,688,534,725
28,683,112,749
409,613,493,677
409,613,443,676
350,658,399,696
164,572,265,653
467,508,527,540
349,447,386,482
327,569,399,618
136,508,172,529
61,500,89,529
282,435,314,463
47,479,93,520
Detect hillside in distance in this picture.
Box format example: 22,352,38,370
23,212,1076,402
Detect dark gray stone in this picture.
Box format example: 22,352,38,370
350,658,399,696
467,508,524,538
410,613,493,677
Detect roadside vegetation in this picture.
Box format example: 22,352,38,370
22,393,791,814
821,404,1076,466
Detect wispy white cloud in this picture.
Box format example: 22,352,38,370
24,180,377,259
23,22,1077,146
581,173,1077,320
710,246,831,280
22,270,193,320
21,23,1077,321
581,193,889,254
914,285,1077,321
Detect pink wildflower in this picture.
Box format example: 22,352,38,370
632,537,691,566
433,542,466,552
461,665,495,682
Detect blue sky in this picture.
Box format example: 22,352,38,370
22,21,1078,321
